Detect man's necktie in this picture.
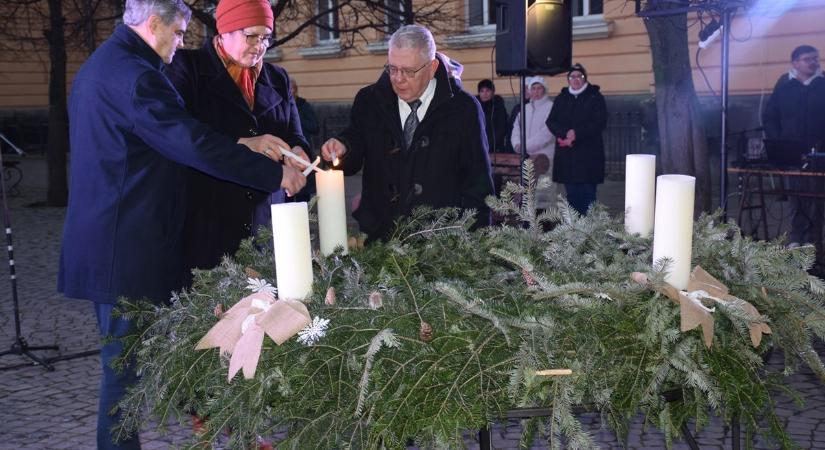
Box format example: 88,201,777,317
403,99,422,151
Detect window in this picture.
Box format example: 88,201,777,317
445,0,609,48
317,0,339,42
468,0,496,28
385,0,405,34
572,0,603,16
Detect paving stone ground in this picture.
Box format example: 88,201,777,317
1,160,824,449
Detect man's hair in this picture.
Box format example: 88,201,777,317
389,25,436,62
478,79,495,92
123,0,191,26
791,45,818,62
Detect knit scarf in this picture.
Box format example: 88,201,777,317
214,36,262,109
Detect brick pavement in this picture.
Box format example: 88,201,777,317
1,175,824,449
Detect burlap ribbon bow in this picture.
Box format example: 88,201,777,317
195,292,312,381
632,266,771,348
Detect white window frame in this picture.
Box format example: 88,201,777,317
299,0,342,58
385,0,405,35
317,0,340,43
444,0,610,48
467,0,496,32
572,0,603,17
365,0,405,54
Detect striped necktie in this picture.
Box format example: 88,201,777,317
403,99,422,151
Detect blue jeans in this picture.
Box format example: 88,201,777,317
95,303,141,450
564,183,598,216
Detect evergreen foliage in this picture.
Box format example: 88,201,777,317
116,164,825,449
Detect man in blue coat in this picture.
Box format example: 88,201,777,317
57,0,305,447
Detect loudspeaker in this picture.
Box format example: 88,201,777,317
495,0,572,76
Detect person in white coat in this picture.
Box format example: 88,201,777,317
511,76,557,207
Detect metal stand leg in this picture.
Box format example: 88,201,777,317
731,414,740,450
679,422,700,450
0,339,59,371
479,426,491,450
0,140,99,372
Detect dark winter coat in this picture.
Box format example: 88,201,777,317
58,25,283,304
337,54,494,239
763,73,825,150
296,97,320,137
165,42,308,281
478,94,508,152
546,83,608,184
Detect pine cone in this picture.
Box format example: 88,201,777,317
368,291,383,309
325,287,337,305
245,267,262,279
522,269,537,286
419,321,433,342
348,235,366,250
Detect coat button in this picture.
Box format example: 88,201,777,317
413,184,423,196
245,191,253,200
243,223,252,232
248,128,258,136
420,136,430,148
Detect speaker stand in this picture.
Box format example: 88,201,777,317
518,74,528,187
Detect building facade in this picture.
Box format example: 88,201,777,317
0,0,824,156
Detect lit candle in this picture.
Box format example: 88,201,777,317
270,203,313,299
315,170,348,256
652,175,695,290
624,154,656,236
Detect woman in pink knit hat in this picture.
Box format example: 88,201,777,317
165,0,311,289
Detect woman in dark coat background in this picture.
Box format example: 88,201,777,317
476,78,508,152
165,0,309,285
546,63,607,216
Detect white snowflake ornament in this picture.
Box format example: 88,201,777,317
297,316,330,346
246,277,277,295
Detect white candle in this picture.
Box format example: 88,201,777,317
652,175,695,290
624,154,656,236
270,202,313,299
315,170,349,256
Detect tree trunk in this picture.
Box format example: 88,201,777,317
644,12,712,213
45,0,69,206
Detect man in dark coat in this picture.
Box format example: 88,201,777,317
762,44,825,250
320,25,494,240
164,0,310,287
58,0,304,447
546,63,607,216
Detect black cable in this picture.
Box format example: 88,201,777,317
695,46,719,100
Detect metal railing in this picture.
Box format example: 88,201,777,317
604,110,644,176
